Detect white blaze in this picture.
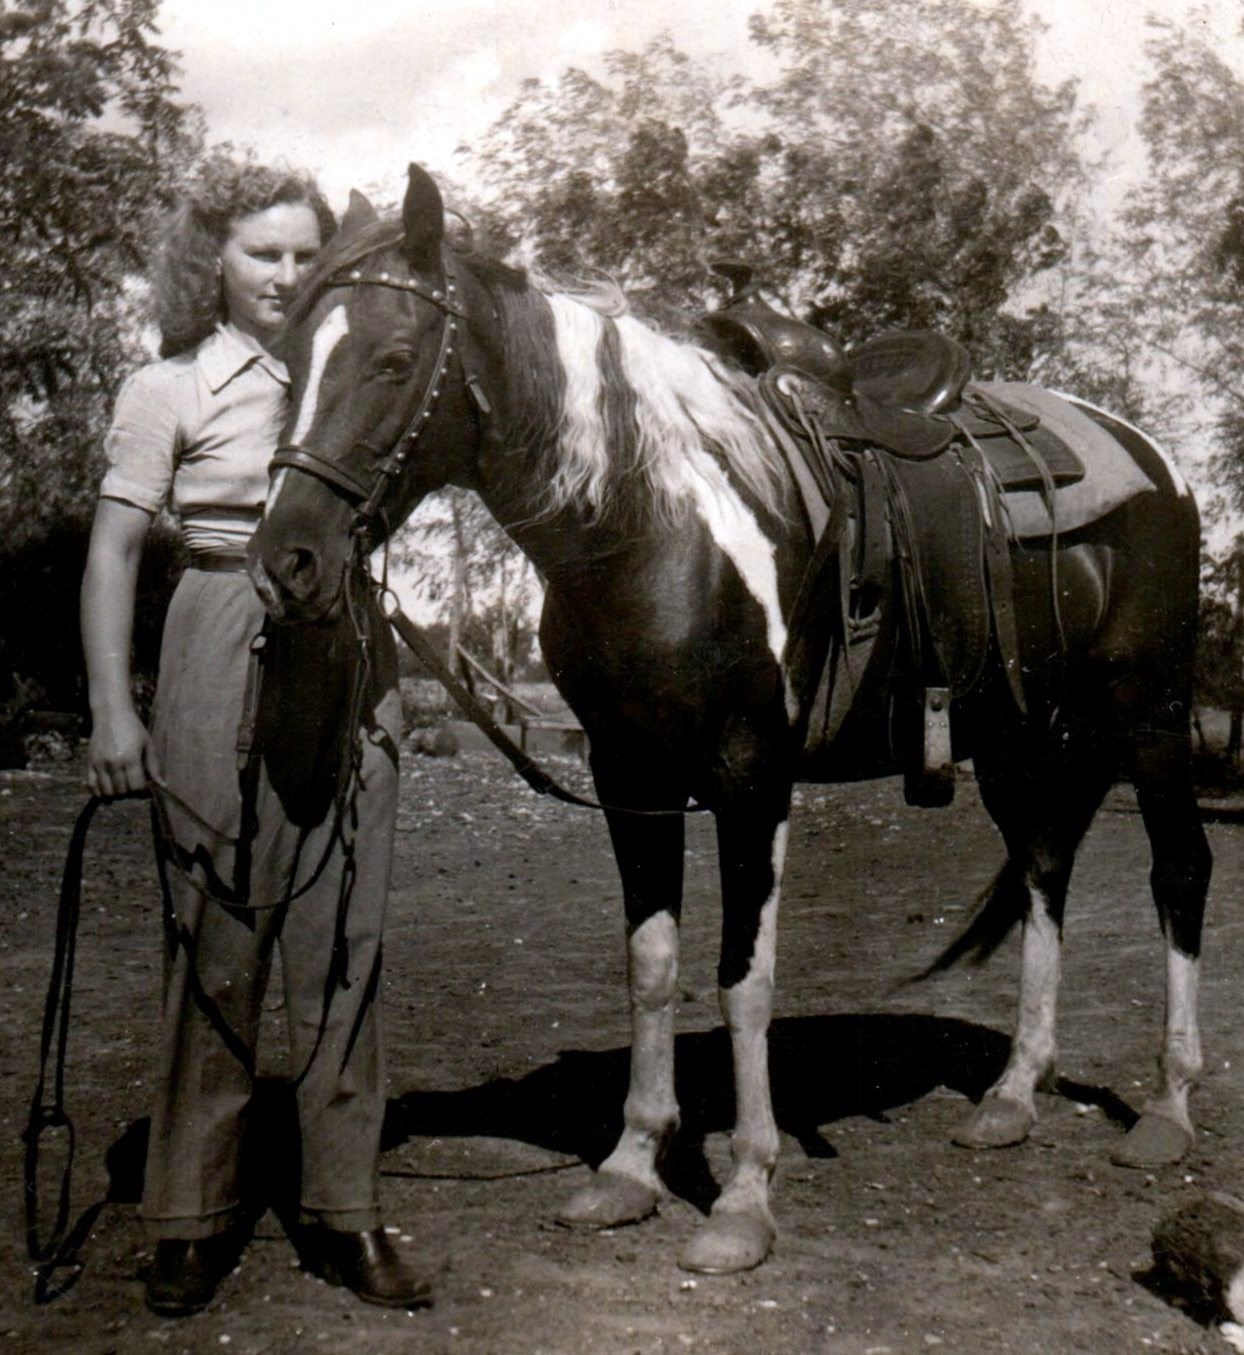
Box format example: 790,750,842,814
269,304,350,509
291,304,350,444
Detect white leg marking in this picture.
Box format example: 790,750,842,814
1155,949,1202,1124
1110,939,1201,1164
1165,950,1202,1082
720,819,787,1205
271,304,351,512
598,910,681,1187
993,884,1060,1109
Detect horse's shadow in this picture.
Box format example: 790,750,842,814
384,1011,1138,1211
99,1011,1137,1222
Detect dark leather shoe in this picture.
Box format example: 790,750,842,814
298,1225,431,1308
145,1230,246,1317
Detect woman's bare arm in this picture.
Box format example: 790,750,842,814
80,497,159,797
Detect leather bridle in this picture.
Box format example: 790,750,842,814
264,246,708,820
269,250,469,526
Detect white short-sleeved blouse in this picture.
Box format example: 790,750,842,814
100,324,290,557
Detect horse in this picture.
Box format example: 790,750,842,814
248,164,1212,1275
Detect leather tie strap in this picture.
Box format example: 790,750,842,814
377,586,706,818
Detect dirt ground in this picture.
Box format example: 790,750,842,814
4,741,1244,1355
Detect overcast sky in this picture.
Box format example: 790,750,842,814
156,0,1244,210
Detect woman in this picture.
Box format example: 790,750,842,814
81,158,428,1316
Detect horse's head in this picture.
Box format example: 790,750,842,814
250,164,482,623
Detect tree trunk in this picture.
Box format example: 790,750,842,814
448,499,469,687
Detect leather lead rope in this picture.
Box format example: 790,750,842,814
23,796,100,1302
377,586,705,818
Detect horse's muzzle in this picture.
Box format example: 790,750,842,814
247,541,346,626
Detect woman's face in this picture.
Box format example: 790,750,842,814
219,201,322,343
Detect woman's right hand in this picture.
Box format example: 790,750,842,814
86,704,156,798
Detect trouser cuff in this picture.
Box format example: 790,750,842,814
141,1201,246,1241
298,1203,381,1232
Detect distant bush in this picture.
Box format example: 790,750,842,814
400,678,454,735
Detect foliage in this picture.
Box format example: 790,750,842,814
0,0,200,736
471,0,1088,370
1122,11,1244,452
1119,12,1244,741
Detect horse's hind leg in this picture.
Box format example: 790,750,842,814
557,793,685,1230
954,746,1115,1150
1111,725,1211,1168
679,790,790,1275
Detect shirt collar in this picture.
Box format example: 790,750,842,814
198,324,290,394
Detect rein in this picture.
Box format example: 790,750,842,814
23,797,97,1303
374,579,705,817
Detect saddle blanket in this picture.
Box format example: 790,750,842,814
975,382,1156,538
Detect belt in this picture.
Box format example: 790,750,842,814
187,554,249,573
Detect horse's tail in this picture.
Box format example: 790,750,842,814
905,860,1028,983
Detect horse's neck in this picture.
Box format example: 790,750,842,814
481,485,645,580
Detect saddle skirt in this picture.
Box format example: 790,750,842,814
968,383,1155,537
761,370,1160,788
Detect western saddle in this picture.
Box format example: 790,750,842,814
696,263,1078,806
698,263,971,451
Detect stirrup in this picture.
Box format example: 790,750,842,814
904,687,955,808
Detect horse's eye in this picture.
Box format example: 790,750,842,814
373,350,416,382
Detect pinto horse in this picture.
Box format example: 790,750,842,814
249,165,1211,1274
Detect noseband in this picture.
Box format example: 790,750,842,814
269,251,469,526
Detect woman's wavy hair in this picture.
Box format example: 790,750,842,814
153,155,337,357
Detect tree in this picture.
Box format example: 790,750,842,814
0,0,199,737
1196,538,1244,767
1122,11,1244,508
1119,11,1244,754
393,489,541,684
471,0,1089,368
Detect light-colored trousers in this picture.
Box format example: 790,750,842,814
142,567,400,1240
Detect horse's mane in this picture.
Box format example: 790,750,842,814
284,219,787,528
528,293,787,527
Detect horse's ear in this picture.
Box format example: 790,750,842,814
340,189,379,237
402,163,444,269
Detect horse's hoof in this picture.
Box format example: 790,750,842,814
678,1209,775,1275
1110,1113,1193,1169
556,1171,660,1230
952,1096,1034,1149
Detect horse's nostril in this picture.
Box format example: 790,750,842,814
288,547,318,581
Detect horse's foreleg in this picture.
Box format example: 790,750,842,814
955,755,1112,1149
1112,730,1211,1168
679,796,789,1274
557,803,685,1230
